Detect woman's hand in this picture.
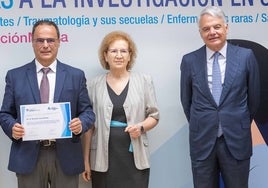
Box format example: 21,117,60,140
82,161,91,182
125,123,142,139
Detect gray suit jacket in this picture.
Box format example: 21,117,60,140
88,72,159,171
180,43,260,161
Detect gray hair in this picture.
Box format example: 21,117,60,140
198,6,227,26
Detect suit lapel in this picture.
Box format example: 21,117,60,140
26,62,40,103
220,43,240,104
194,47,216,105
54,61,66,102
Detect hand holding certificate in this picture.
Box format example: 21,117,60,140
20,102,72,141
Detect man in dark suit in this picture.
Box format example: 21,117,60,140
0,20,95,188
180,6,260,188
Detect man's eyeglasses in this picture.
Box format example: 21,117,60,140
33,38,58,45
107,49,130,56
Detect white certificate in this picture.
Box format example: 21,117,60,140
20,102,72,141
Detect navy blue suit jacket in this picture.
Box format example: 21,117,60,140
0,60,95,175
180,43,260,161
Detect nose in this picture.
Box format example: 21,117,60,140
43,40,49,47
115,51,123,57
209,27,216,34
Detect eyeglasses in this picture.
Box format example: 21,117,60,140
33,38,58,45
107,49,130,56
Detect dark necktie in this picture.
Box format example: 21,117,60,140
212,52,222,105
40,67,50,103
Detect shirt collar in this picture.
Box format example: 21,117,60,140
35,59,57,73
206,42,227,60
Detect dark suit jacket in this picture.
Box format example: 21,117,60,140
180,43,260,161
0,60,95,175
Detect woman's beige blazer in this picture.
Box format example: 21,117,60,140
88,72,159,172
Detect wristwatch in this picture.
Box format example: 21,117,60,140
140,124,145,133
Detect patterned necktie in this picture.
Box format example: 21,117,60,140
212,52,223,137
212,52,222,105
40,67,50,103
